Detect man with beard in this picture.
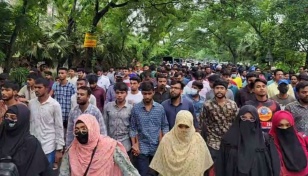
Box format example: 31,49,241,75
50,67,76,129
130,81,169,176
286,81,308,136
236,72,257,107
200,79,238,164
66,86,106,146
0,81,19,123
270,79,296,110
245,79,280,132
29,78,64,169
161,80,198,130
153,74,170,104
70,78,96,109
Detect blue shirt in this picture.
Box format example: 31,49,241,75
129,101,169,155
228,84,239,99
185,95,205,122
161,97,199,130
52,82,76,121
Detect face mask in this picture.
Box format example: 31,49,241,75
189,88,198,96
278,86,288,94
231,74,237,78
4,119,17,129
75,132,89,144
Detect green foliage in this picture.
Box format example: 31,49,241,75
9,67,29,86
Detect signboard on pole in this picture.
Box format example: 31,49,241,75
83,33,97,48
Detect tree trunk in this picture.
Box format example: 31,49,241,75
305,51,308,67
4,0,28,73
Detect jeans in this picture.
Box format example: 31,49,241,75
45,150,55,167
135,154,153,176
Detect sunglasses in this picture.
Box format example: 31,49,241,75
240,115,256,122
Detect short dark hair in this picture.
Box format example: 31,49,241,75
87,75,98,84
246,72,257,79
274,69,284,76
231,68,237,73
35,78,50,87
130,76,141,83
296,81,308,92
173,72,183,78
77,78,88,85
192,81,203,90
114,82,128,92
222,70,231,76
252,78,267,88
140,81,154,91
208,74,220,82
193,71,204,79
69,67,77,72
58,67,68,72
156,73,167,80
170,80,185,90
2,81,19,91
77,86,92,96
27,73,38,80
77,68,85,73
44,71,52,76
213,79,228,89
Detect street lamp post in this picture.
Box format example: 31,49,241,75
266,49,273,66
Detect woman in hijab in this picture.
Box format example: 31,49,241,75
149,110,213,176
59,114,139,176
269,110,308,176
0,104,50,176
216,105,280,176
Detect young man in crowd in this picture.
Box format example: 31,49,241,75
66,86,106,146
200,79,238,163
130,81,169,176
153,74,170,104
267,69,295,98
245,78,280,132
18,73,38,103
236,72,257,107
162,80,198,130
286,81,308,136
270,79,296,110
88,75,106,112
70,78,96,109
50,67,76,128
185,81,205,123
206,74,234,100
29,78,64,168
126,76,143,105
67,67,78,87
104,82,133,152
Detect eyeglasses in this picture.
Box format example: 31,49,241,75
240,115,256,122
74,129,88,136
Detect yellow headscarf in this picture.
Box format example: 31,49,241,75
150,110,213,176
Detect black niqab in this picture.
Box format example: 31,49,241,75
0,104,50,176
276,127,307,172
216,105,280,176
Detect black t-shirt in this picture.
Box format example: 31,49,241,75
245,99,281,132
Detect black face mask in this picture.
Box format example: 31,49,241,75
276,127,307,172
278,86,288,94
75,132,89,144
4,119,17,131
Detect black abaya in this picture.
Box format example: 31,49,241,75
0,104,50,176
215,105,280,176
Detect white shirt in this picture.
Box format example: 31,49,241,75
126,91,143,105
67,76,78,88
97,75,110,91
18,85,36,101
29,96,65,154
70,93,97,109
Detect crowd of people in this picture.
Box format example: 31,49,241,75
0,62,307,176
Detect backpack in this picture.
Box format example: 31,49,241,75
0,156,19,176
